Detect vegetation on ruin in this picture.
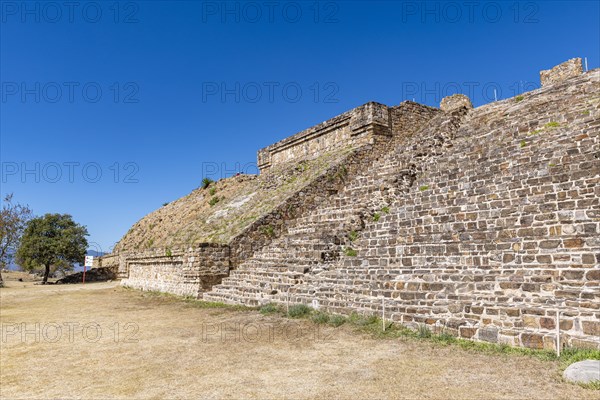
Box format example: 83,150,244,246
201,177,214,189
344,247,358,257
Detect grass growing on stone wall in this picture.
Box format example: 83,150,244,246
515,95,524,102
545,121,560,128
348,231,359,242
344,247,358,257
418,185,429,191
260,225,275,238
372,213,381,222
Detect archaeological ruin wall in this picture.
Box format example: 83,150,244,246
103,58,599,350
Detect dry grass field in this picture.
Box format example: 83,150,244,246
0,271,597,400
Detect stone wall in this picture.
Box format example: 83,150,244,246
258,102,393,173
540,58,583,87
205,65,600,350
120,245,230,297
105,59,599,350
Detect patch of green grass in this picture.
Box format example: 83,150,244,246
208,196,221,206
287,304,312,318
520,140,527,148
373,213,381,222
528,129,542,136
581,110,590,116
348,231,359,242
165,248,172,257
548,163,557,167
559,347,600,367
381,206,390,214
328,315,347,327
578,380,600,390
260,225,275,238
344,247,357,257
417,323,432,338
311,311,330,324
545,121,560,128
146,238,154,248
515,95,524,102
259,303,281,315
209,187,217,196
419,185,429,191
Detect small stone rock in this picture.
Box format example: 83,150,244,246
563,360,600,384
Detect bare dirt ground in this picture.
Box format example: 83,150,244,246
0,272,596,400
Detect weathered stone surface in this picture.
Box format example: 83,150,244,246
103,62,600,349
540,58,583,87
440,94,473,112
563,360,600,384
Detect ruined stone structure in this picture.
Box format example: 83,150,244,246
103,59,599,350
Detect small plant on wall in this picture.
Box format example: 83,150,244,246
260,225,275,238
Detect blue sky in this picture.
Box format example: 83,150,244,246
1,0,599,253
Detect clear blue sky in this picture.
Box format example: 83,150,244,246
1,1,598,253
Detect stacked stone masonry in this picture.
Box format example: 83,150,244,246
106,61,599,350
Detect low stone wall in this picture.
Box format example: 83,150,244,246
119,245,230,297
257,102,392,172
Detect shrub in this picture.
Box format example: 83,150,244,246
162,202,169,207
520,140,527,148
373,213,381,222
165,248,172,257
515,95,524,102
201,177,214,189
208,196,220,206
259,303,280,315
381,206,390,214
209,187,217,196
311,311,330,324
328,315,347,327
288,304,312,318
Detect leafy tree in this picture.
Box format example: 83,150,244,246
0,194,33,287
16,214,88,284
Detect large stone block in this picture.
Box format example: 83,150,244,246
540,58,583,87
440,94,473,112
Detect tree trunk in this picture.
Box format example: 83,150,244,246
42,264,50,284
0,270,4,288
